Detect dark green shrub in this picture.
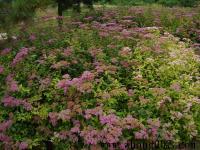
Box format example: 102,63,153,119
179,0,199,7
158,0,180,7
158,0,199,7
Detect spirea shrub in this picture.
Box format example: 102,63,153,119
0,7,200,150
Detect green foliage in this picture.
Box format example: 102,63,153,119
158,0,199,7
99,0,199,7
0,0,53,31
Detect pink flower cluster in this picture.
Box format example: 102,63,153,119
48,112,58,126
84,106,103,119
100,114,120,125
135,118,160,141
94,61,118,74
62,47,73,56
19,142,28,150
102,125,123,144
29,34,36,41
79,125,122,145
2,96,32,111
0,133,11,143
119,47,132,57
70,120,80,133
80,127,102,145
1,48,12,55
122,115,141,129
0,119,13,144
0,65,4,74
135,129,149,140
88,48,103,58
147,118,160,128
6,74,19,92
12,47,29,66
53,107,161,144
52,109,148,145
85,112,144,144
170,82,181,91
57,71,95,93
55,130,78,143
48,109,72,126
128,89,135,96
119,140,128,150
51,61,69,69
0,120,13,132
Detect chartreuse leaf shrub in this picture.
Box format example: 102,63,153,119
0,7,200,150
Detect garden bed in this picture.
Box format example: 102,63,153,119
0,6,200,150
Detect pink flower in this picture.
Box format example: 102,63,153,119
19,142,28,150
81,71,95,81
51,61,69,69
101,92,111,100
149,127,158,140
84,16,93,21
2,96,32,111
135,129,148,140
128,89,134,96
48,112,59,126
62,74,71,79
56,131,68,140
80,127,102,145
58,109,71,121
78,82,93,93
111,58,118,64
100,114,120,125
57,71,95,93
170,82,181,91
147,118,160,128
70,126,80,133
12,47,29,66
47,39,54,45
121,29,132,38
10,81,19,92
22,101,33,111
0,120,13,132
88,48,102,57
6,74,19,92
119,47,132,57
2,96,20,107
102,125,122,144
0,65,4,74
84,113,92,120
163,131,173,141
122,115,141,129
108,44,116,49
68,132,78,143
150,87,166,96
63,47,73,56
99,32,109,37
84,107,103,119
0,133,11,143
56,16,64,19
119,140,128,150
29,34,36,41
1,48,11,55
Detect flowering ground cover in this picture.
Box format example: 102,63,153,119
0,5,200,150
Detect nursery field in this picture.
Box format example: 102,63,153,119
0,4,200,150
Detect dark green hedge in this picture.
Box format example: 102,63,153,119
100,0,199,7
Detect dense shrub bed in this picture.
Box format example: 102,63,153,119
106,6,200,44
0,7,200,150
100,0,199,7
